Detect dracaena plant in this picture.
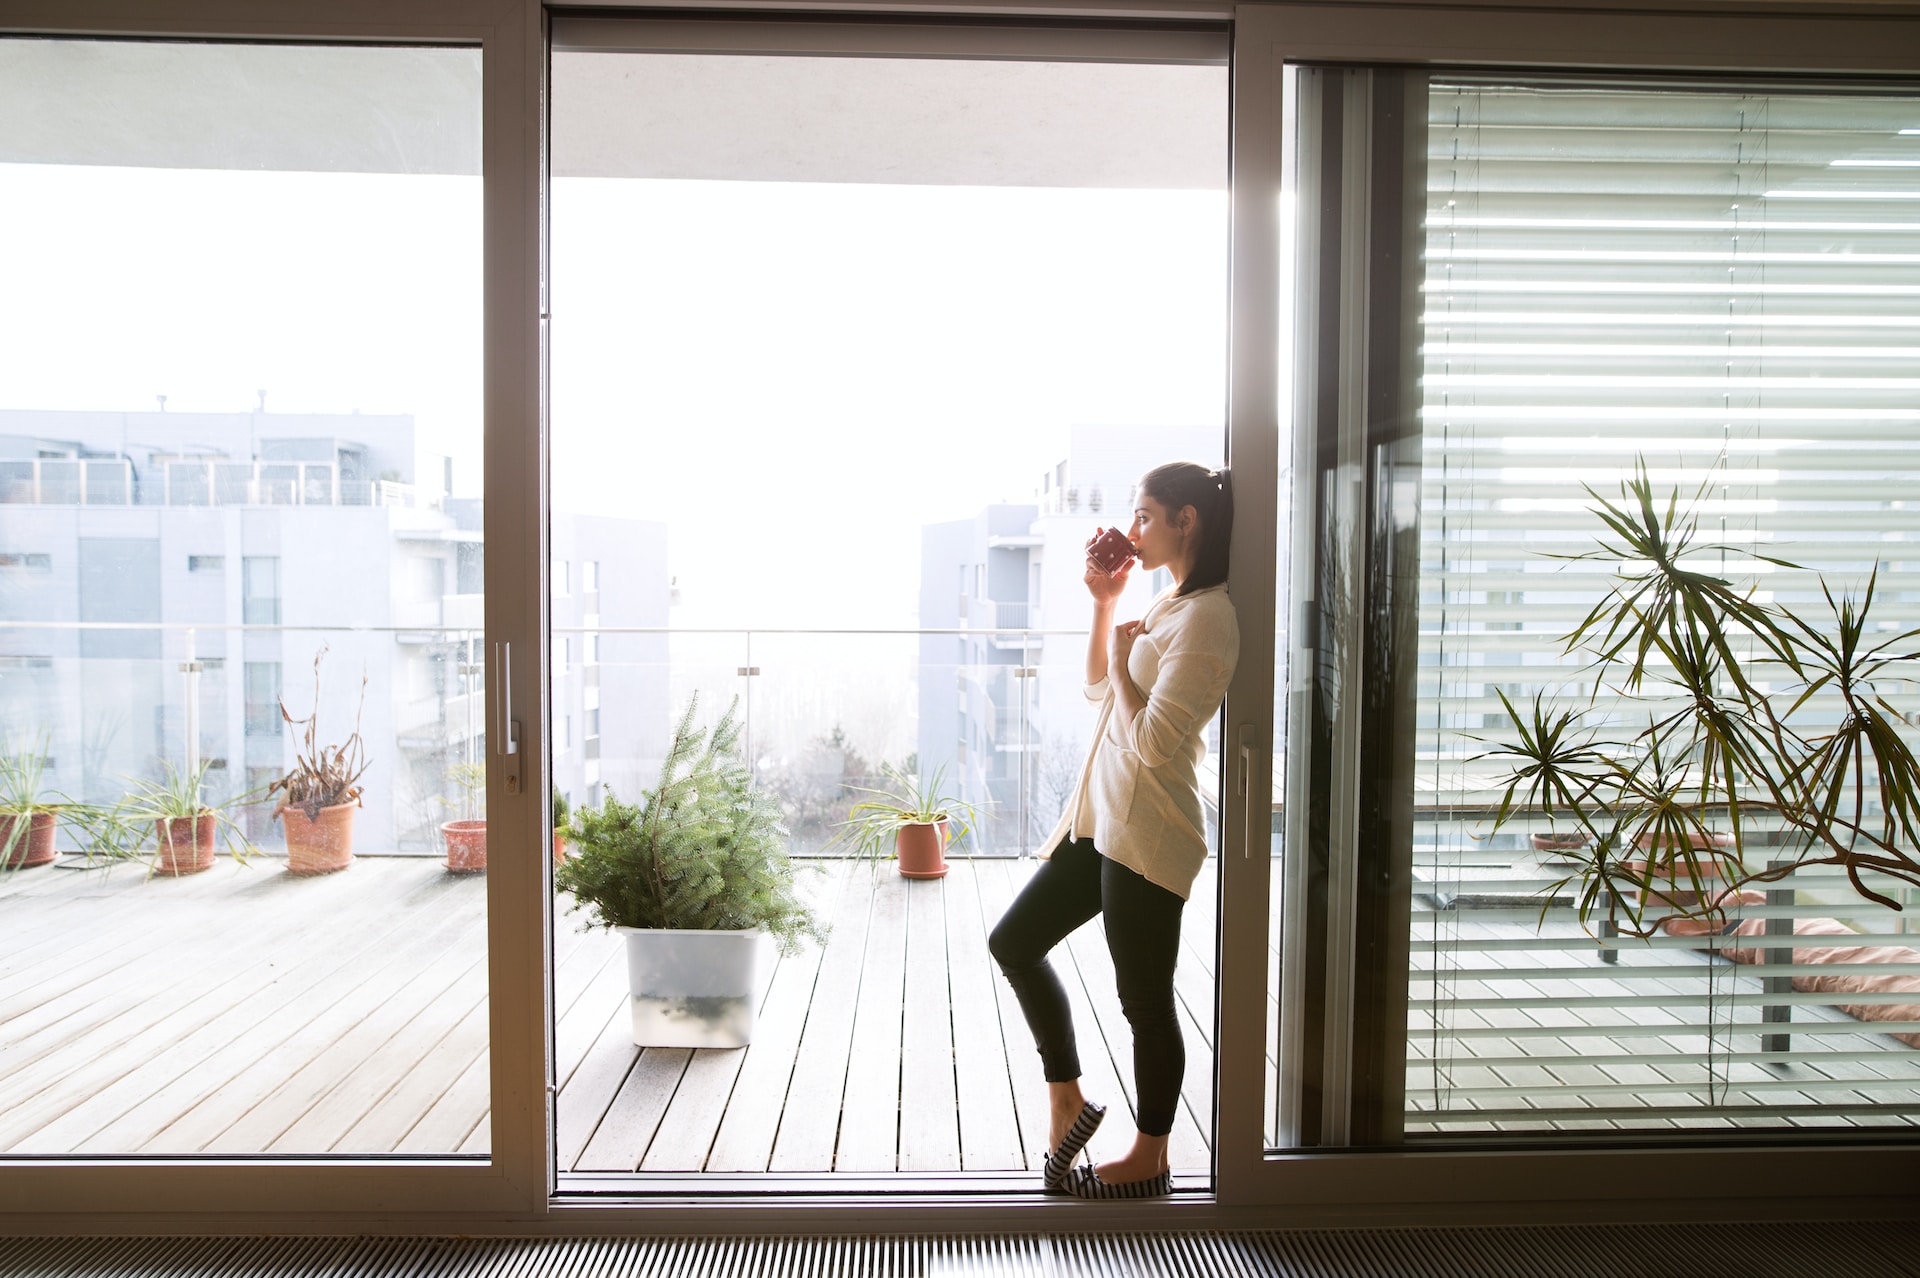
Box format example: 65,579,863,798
1485,459,1920,937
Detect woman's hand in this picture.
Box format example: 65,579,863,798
1083,531,1132,604
1111,619,1143,672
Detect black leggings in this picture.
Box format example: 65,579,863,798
987,837,1187,1138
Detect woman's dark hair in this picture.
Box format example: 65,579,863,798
1138,461,1232,596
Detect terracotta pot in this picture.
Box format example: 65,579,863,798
1530,832,1589,853
896,820,950,880
553,832,566,867
442,819,487,873
1629,832,1739,909
154,812,217,876
280,801,358,876
0,811,57,869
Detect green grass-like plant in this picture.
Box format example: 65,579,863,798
555,695,824,956
826,762,981,870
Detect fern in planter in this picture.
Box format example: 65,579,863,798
555,695,825,956
1484,460,1920,937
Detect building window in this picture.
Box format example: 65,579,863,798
552,557,570,596
0,553,51,571
244,662,282,737
581,559,599,593
188,554,224,573
242,556,280,625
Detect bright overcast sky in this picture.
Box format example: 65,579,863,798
1,164,1226,629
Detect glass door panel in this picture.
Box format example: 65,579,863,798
549,25,1228,1185
1266,62,1920,1146
0,37,485,1157
1410,76,1920,1137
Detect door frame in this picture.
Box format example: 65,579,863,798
1,0,1918,1233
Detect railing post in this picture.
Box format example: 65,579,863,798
1763,858,1792,1056
180,627,201,800
737,631,757,775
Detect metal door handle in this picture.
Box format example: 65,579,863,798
494,641,522,794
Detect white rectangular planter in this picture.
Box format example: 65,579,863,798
617,926,763,1048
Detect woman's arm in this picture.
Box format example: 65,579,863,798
1087,598,1117,686
1111,621,1147,730
1082,539,1131,688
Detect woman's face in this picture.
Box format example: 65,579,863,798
1128,490,1193,573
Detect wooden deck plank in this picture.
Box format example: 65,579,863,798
636,935,784,1172
0,866,375,1079
0,866,407,1147
400,1045,490,1155
704,904,834,1171
332,996,490,1152
553,937,631,1092
36,886,481,1153
179,914,487,1153
944,860,1024,1171
556,1006,641,1171
769,861,876,1172
832,870,911,1172
256,916,491,1152
974,859,1051,1173
574,1048,690,1172
897,874,961,1172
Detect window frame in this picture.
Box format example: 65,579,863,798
0,0,1915,1235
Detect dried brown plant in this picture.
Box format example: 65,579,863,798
268,646,370,821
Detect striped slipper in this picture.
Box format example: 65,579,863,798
1058,1165,1173,1199
1040,1101,1106,1189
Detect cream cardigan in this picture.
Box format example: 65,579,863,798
1036,582,1240,900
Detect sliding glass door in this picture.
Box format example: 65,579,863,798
1266,61,1920,1150
545,16,1233,1190
0,35,490,1160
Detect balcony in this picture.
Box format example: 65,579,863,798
0,852,1219,1177
0,458,436,509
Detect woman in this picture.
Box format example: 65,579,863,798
988,461,1239,1199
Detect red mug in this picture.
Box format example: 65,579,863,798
1086,526,1137,576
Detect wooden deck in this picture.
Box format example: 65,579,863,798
554,858,1219,1176
0,854,1220,1171
8,851,1918,1168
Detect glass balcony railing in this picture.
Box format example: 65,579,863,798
1,620,1216,864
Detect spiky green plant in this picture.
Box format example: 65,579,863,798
825,762,981,871
554,695,825,956
1485,459,1920,937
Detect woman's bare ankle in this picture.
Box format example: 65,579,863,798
1046,1081,1088,1147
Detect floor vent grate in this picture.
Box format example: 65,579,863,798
4,1221,1916,1278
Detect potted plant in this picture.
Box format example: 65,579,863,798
267,647,369,876
829,763,980,879
555,694,824,1048
551,786,569,867
441,760,486,873
1486,460,1920,935
0,734,60,871
121,759,258,877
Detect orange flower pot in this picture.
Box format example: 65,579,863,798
154,813,217,876
280,801,358,876
553,832,566,867
442,819,487,873
896,820,950,879
0,812,57,869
